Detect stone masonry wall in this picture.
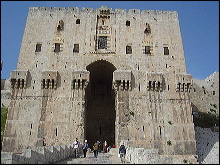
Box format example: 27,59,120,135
1,143,83,164
2,6,196,157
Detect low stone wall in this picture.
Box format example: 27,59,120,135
195,126,219,164
1,144,83,164
125,147,198,164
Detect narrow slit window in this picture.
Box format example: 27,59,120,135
127,81,129,90
126,46,132,54
152,81,155,91
123,80,126,90
47,79,50,89
22,79,24,88
157,81,161,90
17,79,20,88
164,47,169,55
54,43,60,52
159,126,162,138
149,81,152,90
35,44,42,52
55,128,58,136
43,79,45,89
52,79,55,89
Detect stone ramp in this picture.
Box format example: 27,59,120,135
55,149,129,164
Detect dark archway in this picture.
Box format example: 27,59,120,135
85,60,116,148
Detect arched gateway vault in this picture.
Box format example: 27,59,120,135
85,60,116,147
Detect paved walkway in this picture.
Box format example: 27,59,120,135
55,151,130,164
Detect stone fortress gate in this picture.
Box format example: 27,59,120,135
2,6,197,157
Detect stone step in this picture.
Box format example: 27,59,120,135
55,150,129,164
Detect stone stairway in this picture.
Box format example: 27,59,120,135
55,148,130,164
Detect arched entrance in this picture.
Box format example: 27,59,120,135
85,60,116,148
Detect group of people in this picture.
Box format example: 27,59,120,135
72,138,126,163
71,138,89,158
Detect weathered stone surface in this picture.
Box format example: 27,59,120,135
2,6,197,161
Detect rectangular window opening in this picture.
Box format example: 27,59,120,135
35,44,42,52
145,46,151,54
98,36,107,49
73,44,79,53
76,19,80,24
164,47,169,55
126,46,132,54
126,20,130,26
54,43,61,52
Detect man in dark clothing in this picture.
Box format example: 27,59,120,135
82,140,88,157
119,142,126,163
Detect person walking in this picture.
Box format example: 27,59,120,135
103,141,108,153
119,142,126,163
72,138,80,158
93,141,99,158
82,140,89,158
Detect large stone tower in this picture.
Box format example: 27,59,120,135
2,6,196,156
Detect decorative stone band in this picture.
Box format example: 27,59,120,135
72,70,90,90
113,70,132,91
10,70,29,89
89,51,116,54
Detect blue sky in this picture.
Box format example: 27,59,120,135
1,1,219,80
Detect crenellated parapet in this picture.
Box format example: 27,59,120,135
41,71,58,89
113,70,132,91
175,73,192,92
72,70,90,90
28,6,177,18
10,70,29,89
146,72,164,91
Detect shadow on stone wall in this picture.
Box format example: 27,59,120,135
194,126,219,164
